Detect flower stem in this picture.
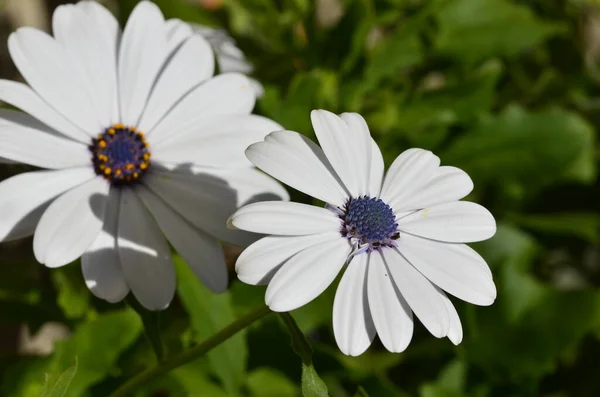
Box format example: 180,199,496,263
108,304,272,397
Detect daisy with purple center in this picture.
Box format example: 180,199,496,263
0,1,287,310
228,110,497,356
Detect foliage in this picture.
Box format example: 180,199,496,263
1,0,600,396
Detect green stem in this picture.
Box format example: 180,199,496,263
109,304,272,397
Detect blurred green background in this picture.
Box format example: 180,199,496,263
1,0,600,396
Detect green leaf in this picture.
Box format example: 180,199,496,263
441,106,594,185
435,0,566,62
1,310,143,397
175,256,247,396
301,363,329,397
279,313,329,397
419,360,467,397
41,358,78,397
510,212,600,243
51,265,90,319
353,386,370,397
247,368,298,397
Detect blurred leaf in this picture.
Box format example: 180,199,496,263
338,0,375,74
442,105,595,185
247,367,298,397
365,30,422,88
175,256,247,395
419,360,466,397
41,358,78,397
171,361,230,397
435,0,566,62
353,385,370,397
126,296,165,362
510,212,600,243
51,265,90,319
1,310,142,397
301,364,329,397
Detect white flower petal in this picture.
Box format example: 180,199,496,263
367,251,414,353
333,253,376,356
397,201,496,243
138,34,215,133
398,233,495,305
229,201,341,236
440,291,463,345
0,110,90,168
266,237,351,312
145,166,287,246
246,130,348,207
310,110,371,197
117,188,175,311
153,115,282,168
118,1,167,126
0,80,88,142
390,166,474,213
368,139,384,197
236,232,340,285
8,27,101,134
52,3,119,127
380,148,440,206
33,176,109,268
339,112,372,195
82,188,129,303
383,249,450,338
148,73,255,145
136,185,228,293
0,167,96,242
165,19,194,55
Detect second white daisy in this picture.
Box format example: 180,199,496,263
228,110,497,356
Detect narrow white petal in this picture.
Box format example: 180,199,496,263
0,110,90,168
0,80,88,142
368,139,384,197
33,176,109,268
367,251,414,353
8,28,101,134
440,291,463,345
383,249,450,338
0,167,96,242
136,185,228,293
339,112,372,195
82,188,129,303
397,201,496,243
52,3,119,127
148,73,255,145
153,115,282,168
380,148,440,205
390,166,474,213
246,130,348,207
310,110,370,197
236,232,340,285
229,201,341,236
145,166,288,246
118,1,167,126
138,35,215,133
266,237,351,312
165,19,194,55
333,253,376,356
117,188,175,311
398,233,496,305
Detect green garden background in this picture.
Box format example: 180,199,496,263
1,0,599,396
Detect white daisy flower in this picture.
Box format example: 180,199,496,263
228,110,497,356
0,1,288,310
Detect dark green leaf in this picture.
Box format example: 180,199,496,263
175,256,247,395
301,363,329,397
41,358,78,397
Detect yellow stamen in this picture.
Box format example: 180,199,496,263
104,168,112,175
99,140,106,148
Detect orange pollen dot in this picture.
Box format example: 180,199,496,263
99,140,106,148
104,168,112,175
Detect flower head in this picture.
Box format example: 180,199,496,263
0,1,287,310
229,110,497,355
